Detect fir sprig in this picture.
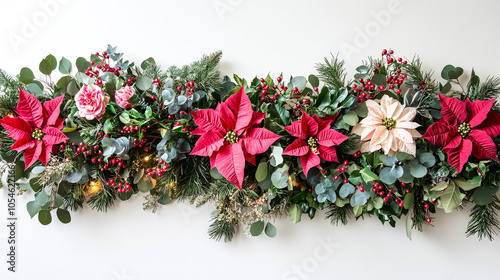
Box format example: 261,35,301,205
326,204,353,226
466,195,500,241
315,54,348,90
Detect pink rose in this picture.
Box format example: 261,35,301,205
115,86,135,109
74,84,110,120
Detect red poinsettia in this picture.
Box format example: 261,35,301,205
190,86,281,189
0,89,68,169
283,111,348,176
422,94,500,172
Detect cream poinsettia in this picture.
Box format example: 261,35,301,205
352,95,421,156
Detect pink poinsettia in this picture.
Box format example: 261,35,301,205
190,86,281,189
422,94,500,172
0,89,68,169
283,111,348,176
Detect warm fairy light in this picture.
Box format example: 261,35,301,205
88,180,102,195
144,156,150,161
7,113,14,118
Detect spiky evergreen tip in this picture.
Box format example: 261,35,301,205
403,55,437,94
208,211,236,242
326,204,353,226
466,195,500,241
167,51,222,96
315,54,348,90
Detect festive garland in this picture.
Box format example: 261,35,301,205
1,46,500,242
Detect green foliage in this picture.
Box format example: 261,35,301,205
466,195,500,241
315,54,348,90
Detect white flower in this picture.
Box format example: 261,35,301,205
352,95,421,156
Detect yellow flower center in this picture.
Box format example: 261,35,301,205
308,137,319,154
458,122,471,138
31,129,44,141
382,117,397,130
224,131,239,144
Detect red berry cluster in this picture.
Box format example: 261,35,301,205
146,160,170,177
103,157,127,171
372,181,405,207
352,49,409,103
181,80,196,96
85,51,122,85
258,77,283,105
106,178,131,193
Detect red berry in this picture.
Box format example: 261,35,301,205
389,50,394,55
314,87,319,92
426,218,432,223
343,160,348,166
334,175,339,180
383,197,388,202
343,179,348,184
359,187,364,192
424,204,429,209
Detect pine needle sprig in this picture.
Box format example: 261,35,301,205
208,211,236,242
403,55,437,94
466,195,500,241
315,54,348,90
326,204,353,226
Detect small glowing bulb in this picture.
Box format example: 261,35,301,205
144,156,150,161
7,113,14,118
88,180,101,195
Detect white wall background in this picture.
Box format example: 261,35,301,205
0,0,499,279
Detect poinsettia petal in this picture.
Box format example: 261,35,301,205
218,103,235,132
43,94,64,127
469,130,498,160
301,150,321,177
283,139,310,156
249,111,265,128
397,107,417,122
38,142,51,166
190,127,206,136
210,152,217,169
243,147,256,165
55,118,65,130
392,128,414,143
16,89,44,128
395,121,420,129
285,121,305,139
443,132,461,153
190,130,224,157
0,116,33,140
300,111,319,138
215,143,246,189
466,98,495,128
191,109,225,134
225,87,253,135
475,111,500,138
361,127,376,141
446,138,472,173
439,94,466,125
365,100,385,120
42,126,69,145
422,122,454,147
318,145,339,162
11,136,36,152
371,126,389,146
241,127,281,155
381,133,393,155
24,142,43,170
317,128,348,147
313,113,335,131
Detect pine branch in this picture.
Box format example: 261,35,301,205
466,195,500,241
167,51,222,97
175,156,211,201
315,54,348,90
325,204,353,226
208,211,236,242
476,76,500,101
87,183,116,212
403,55,437,94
